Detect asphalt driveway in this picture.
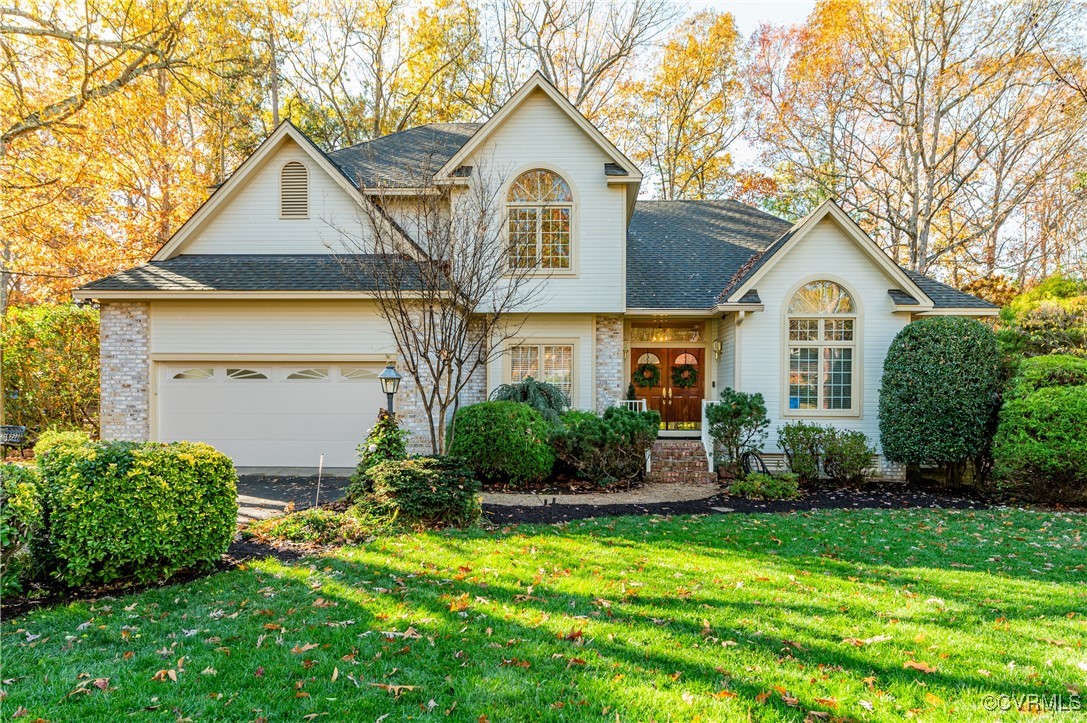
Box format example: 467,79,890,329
236,469,349,522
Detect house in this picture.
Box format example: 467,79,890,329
73,73,997,473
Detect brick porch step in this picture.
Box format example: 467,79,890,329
646,439,717,484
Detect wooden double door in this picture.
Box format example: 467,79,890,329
630,347,705,431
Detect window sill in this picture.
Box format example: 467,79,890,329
783,409,861,419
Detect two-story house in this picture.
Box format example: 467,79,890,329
74,73,997,473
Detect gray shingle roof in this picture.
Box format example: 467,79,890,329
327,123,482,188
901,269,998,309
78,255,428,292
625,200,793,309
888,289,920,305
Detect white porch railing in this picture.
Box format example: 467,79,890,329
701,399,719,472
613,398,651,474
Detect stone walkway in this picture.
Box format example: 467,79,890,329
482,480,719,507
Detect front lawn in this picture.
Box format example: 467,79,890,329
2,508,1085,721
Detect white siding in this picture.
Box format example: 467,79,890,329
735,218,910,454
183,142,373,255
461,89,627,313
150,300,396,355
485,314,595,408
715,315,736,394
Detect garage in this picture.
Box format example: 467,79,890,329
156,362,388,468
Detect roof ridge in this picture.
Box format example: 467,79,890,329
328,122,482,155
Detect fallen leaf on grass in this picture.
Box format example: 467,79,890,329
710,690,737,700
291,643,319,654
903,660,937,674
814,697,838,708
371,683,418,699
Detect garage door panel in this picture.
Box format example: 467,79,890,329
157,363,388,467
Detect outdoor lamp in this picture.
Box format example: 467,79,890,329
712,339,723,361
379,362,402,415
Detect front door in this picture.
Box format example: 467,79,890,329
630,347,705,431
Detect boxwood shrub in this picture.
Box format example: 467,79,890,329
447,401,555,486
821,429,876,484
35,440,238,587
363,456,480,528
549,407,660,486
776,422,827,483
879,317,1002,475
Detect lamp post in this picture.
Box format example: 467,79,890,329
378,362,402,417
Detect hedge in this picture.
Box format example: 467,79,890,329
446,401,555,486
35,440,238,587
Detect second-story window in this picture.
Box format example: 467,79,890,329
507,169,572,270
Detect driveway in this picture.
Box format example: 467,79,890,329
236,468,350,522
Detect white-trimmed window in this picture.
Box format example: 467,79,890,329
226,368,268,380
509,343,574,403
172,368,214,380
786,281,857,413
507,169,572,270
280,161,309,218
340,367,379,381
286,368,328,380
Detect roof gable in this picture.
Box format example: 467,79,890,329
153,122,415,261
722,200,934,308
434,72,642,184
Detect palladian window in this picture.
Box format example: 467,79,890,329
507,169,572,270
786,281,857,413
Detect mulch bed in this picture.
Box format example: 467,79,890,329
1,537,302,620
483,481,995,524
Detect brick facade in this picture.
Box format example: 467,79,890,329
99,301,151,441
594,314,624,411
396,360,488,455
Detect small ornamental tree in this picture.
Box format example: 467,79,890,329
878,317,1002,482
706,388,769,476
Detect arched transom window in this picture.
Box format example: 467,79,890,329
507,169,572,270
786,281,857,413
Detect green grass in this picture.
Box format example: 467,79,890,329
2,508,1085,721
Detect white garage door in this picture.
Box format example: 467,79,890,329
157,363,388,467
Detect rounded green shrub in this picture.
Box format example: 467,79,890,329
35,440,238,587
992,385,1087,504
776,422,827,483
33,429,91,456
821,429,875,485
363,456,481,527
447,401,555,486
879,317,1002,468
